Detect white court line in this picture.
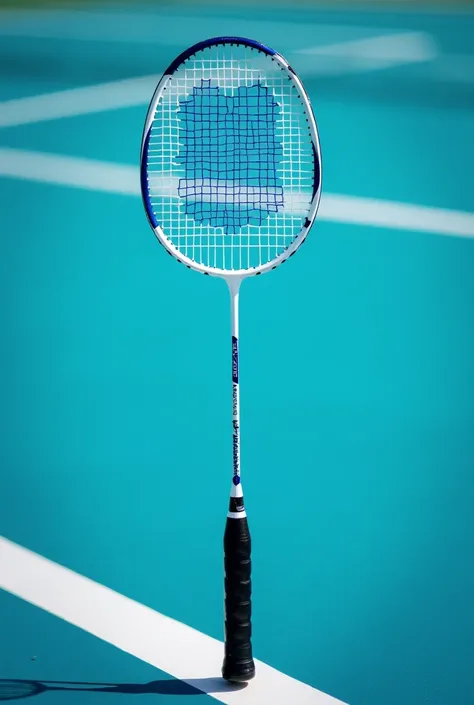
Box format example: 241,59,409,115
0,537,347,705
0,75,159,129
0,10,409,46
298,32,437,74
4,8,473,85
0,29,432,131
0,148,473,240
0,148,138,195
0,8,440,78
321,193,474,239
0,32,437,130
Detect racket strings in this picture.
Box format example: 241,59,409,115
145,45,314,271
176,80,284,234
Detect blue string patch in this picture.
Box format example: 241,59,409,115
176,80,284,233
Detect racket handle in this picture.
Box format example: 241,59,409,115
222,514,255,682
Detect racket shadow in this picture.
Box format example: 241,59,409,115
0,678,247,700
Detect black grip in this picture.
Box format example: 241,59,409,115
221,515,256,682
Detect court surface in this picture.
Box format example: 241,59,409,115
1,3,474,705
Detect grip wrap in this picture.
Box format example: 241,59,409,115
222,515,255,682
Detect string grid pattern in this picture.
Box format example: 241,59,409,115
176,81,283,233
146,45,314,271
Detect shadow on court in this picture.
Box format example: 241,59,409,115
0,679,247,700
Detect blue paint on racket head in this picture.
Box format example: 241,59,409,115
141,128,158,229
164,36,276,76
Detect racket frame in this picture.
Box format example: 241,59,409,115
140,37,322,281
140,36,322,683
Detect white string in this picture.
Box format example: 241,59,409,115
146,44,314,272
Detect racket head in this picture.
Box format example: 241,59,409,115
140,36,322,279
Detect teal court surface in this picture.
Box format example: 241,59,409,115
1,3,474,704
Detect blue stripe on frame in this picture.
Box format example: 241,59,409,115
140,129,159,229
164,37,276,76
312,143,322,199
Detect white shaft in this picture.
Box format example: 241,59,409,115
229,280,241,480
